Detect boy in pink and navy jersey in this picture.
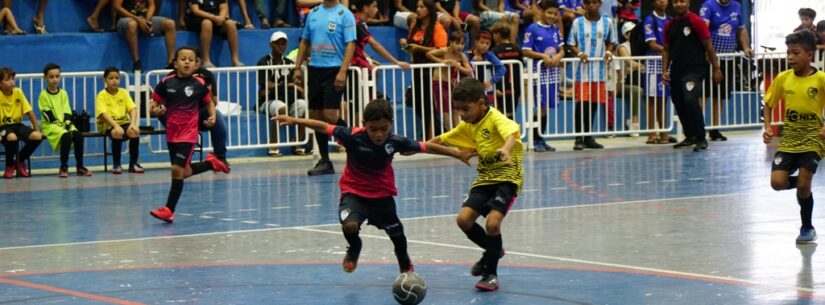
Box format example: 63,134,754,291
275,99,472,274
149,46,230,224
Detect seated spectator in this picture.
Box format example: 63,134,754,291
39,63,92,178
113,0,177,71
87,0,115,32
363,0,391,25
185,0,243,67
257,31,308,156
392,0,419,29
795,8,816,33
234,0,255,29
473,0,520,42
504,0,538,24
436,0,481,47
96,67,142,174
253,0,290,28
2,0,43,34
0,67,42,179
0,5,25,34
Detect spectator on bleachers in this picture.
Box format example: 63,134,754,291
490,22,522,120
392,0,419,29
234,0,255,29
795,8,816,33
363,0,391,25
643,0,670,144
567,0,616,150
699,0,752,141
87,0,114,32
616,0,638,25
559,0,583,32
113,0,177,71
38,63,92,178
3,0,44,34
96,66,142,174
257,31,308,156
522,1,563,152
427,31,473,129
252,0,289,28
0,5,25,34
436,0,481,47
400,0,447,139
472,0,519,42
185,0,243,67
0,67,42,179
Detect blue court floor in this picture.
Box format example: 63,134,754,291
1,130,824,304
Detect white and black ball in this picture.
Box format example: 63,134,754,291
392,271,427,305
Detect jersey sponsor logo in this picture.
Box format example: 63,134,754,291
543,47,557,56
785,110,819,123
808,87,819,99
481,128,491,140
774,155,782,165
185,86,194,97
683,26,692,37
700,7,707,15
328,22,336,32
645,24,653,34
340,208,350,221
718,23,733,37
1,116,16,125
479,154,503,166
338,9,344,15
384,143,394,155
685,81,695,91
523,32,531,43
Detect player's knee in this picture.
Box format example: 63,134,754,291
770,178,787,191
485,222,501,235
127,129,139,138
385,223,404,237
456,216,474,231
5,133,17,141
341,221,360,234
29,131,42,141
468,16,480,27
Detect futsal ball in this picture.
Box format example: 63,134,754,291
392,271,427,305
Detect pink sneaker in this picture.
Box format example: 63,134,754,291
16,161,30,177
76,167,92,177
4,166,15,179
205,153,230,174
149,206,175,223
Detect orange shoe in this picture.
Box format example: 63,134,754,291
150,206,175,223
342,252,358,273
205,153,230,174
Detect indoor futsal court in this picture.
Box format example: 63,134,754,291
1,130,823,304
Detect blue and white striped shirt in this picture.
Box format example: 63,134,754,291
567,15,617,82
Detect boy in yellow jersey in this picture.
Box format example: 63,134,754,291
0,67,42,179
763,30,825,244
429,77,523,291
96,67,142,174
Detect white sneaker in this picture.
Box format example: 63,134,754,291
630,122,640,137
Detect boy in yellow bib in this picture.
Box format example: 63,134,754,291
39,63,92,178
95,67,142,174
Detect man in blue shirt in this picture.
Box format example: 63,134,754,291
699,0,752,141
293,0,357,175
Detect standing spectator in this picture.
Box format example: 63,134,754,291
662,0,721,152
257,31,308,156
0,67,42,179
38,63,92,178
522,1,564,152
253,0,289,28
292,0,356,175
113,0,177,71
468,29,505,112
185,0,243,67
96,67,143,174
615,21,642,137
643,0,670,144
472,0,520,42
699,0,753,141
795,8,816,33
234,0,255,29
490,23,522,120
567,0,616,150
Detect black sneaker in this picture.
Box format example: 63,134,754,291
475,274,499,291
307,160,334,176
709,130,727,141
573,138,585,151
583,138,604,149
132,60,142,72
673,138,696,149
692,139,708,151
470,249,506,276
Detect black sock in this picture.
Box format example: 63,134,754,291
343,229,362,259
73,132,84,167
128,138,139,167
788,176,798,190
111,138,123,167
59,133,71,168
19,139,41,162
485,234,503,276
462,223,488,250
4,140,17,167
316,132,330,162
190,161,213,175
165,179,184,212
799,193,814,229
390,234,412,271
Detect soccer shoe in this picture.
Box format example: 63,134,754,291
342,251,358,273
673,138,696,149
58,167,69,178
128,163,144,174
797,227,817,244
533,140,548,152
583,138,604,149
709,130,727,141
76,167,92,177
573,138,585,151
150,206,175,223
401,264,414,273
692,139,709,152
3,166,14,179
308,160,335,176
206,153,230,174
470,249,506,276
16,161,30,177
475,274,499,291
542,142,557,152
112,165,123,175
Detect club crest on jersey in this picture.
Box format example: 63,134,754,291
808,87,818,99
339,9,344,15
683,26,692,37
686,81,695,92
481,128,491,140
385,143,394,155
523,32,531,43
774,155,782,165
340,208,350,221
184,86,194,97
328,22,336,32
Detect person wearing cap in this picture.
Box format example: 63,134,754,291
642,0,671,144
257,31,308,156
615,21,643,138
112,0,177,71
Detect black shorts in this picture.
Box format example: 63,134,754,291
0,123,34,142
167,142,195,167
308,66,345,110
184,15,229,37
704,60,735,100
338,193,401,230
772,151,821,174
462,182,518,216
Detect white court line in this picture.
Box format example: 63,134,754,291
264,224,280,227
202,211,223,215
271,206,290,210
688,177,704,181
551,187,568,191
662,179,677,183
401,197,419,201
237,209,258,212
241,220,259,224
304,204,321,207
522,189,538,192
580,185,594,188
178,213,193,217
607,183,623,187
0,192,751,252
219,218,236,222
635,181,651,184
199,215,214,219
431,195,450,199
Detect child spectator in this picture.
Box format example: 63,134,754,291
184,0,243,67
795,8,816,33
643,0,670,144
467,30,505,106
567,0,616,150
113,0,177,71
817,20,825,47
490,22,522,120
762,30,824,243
472,0,520,42
427,31,474,130
428,77,523,291
0,67,42,179
615,22,642,137
435,0,481,44
616,0,638,25
96,66,142,174
274,99,472,274
148,46,231,223
38,63,92,178
522,0,564,152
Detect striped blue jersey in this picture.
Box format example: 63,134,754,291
699,0,743,56
567,15,617,82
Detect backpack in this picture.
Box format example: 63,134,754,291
629,16,661,57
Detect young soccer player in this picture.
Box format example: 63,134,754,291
763,30,825,244
0,67,42,179
149,46,231,223
429,77,523,291
96,66,142,174
38,63,92,178
274,98,473,274
522,1,565,152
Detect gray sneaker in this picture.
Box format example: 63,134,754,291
797,227,817,244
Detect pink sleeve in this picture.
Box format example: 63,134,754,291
326,124,336,135
418,142,427,153
689,13,711,41
151,92,164,104
203,91,212,104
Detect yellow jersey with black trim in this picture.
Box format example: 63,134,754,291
439,107,524,194
0,88,32,126
765,69,825,157
95,88,136,132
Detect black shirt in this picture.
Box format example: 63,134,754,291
491,43,523,96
